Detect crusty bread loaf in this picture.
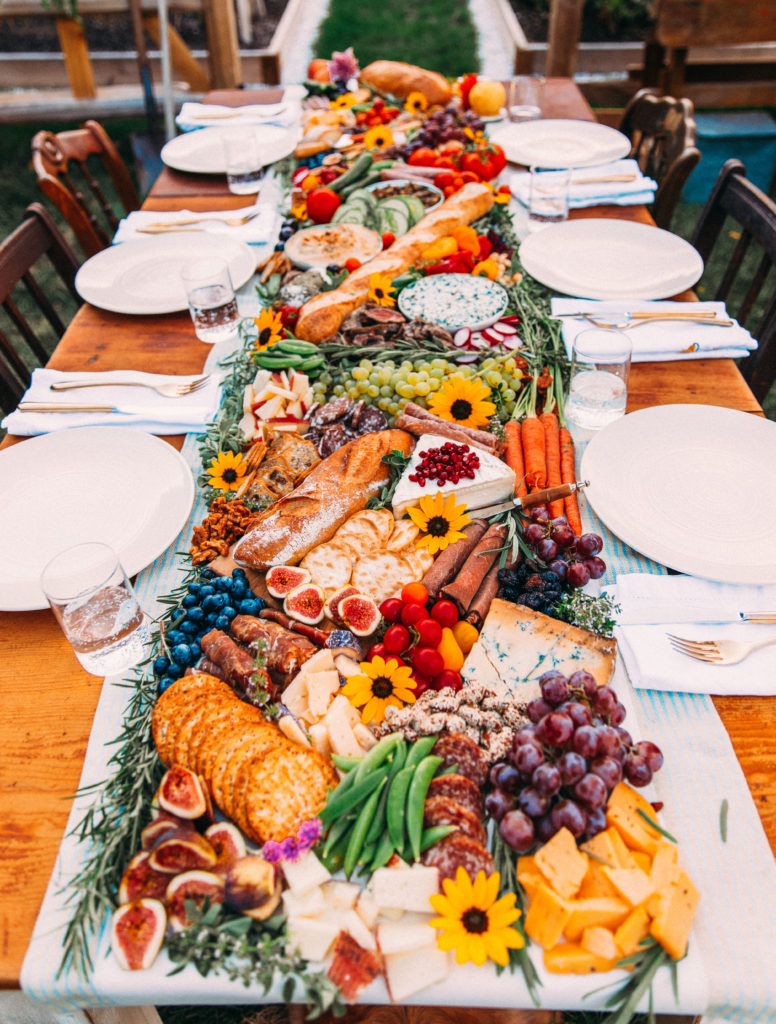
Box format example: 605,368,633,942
360,60,452,106
233,429,414,570
295,182,494,342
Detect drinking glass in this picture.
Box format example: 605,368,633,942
528,166,570,229
181,257,240,344
566,328,632,432
222,128,265,194
507,76,542,122
41,542,150,677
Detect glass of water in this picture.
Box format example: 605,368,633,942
41,542,150,677
566,328,632,432
181,257,240,344
508,76,542,122
222,128,265,194
528,166,570,231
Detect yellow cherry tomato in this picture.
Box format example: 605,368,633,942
451,620,479,655
437,627,465,672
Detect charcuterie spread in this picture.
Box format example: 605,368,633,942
55,57,706,1020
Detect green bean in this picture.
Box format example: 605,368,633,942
404,735,438,771
344,778,385,878
386,764,415,853
319,763,390,825
420,824,457,852
353,732,404,784
407,754,443,861
369,831,396,873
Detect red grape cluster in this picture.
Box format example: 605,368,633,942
525,506,606,589
408,442,480,487
486,669,664,854
404,105,484,151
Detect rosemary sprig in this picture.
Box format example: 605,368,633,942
584,940,676,1024
553,590,621,638
489,826,542,1005
719,798,729,843
636,808,677,844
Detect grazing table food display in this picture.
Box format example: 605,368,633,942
3,62,776,1024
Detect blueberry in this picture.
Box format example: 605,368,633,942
186,606,205,624
199,585,215,599
180,620,200,637
326,263,341,275
233,568,247,580
157,676,176,695
214,576,233,590
172,643,193,666
279,225,294,241
214,615,232,631
274,242,285,252
187,582,202,596
182,594,198,608
222,605,237,620
166,662,183,678
201,568,215,579
239,597,265,615
153,656,170,676
166,629,186,646
230,582,248,600
203,593,227,612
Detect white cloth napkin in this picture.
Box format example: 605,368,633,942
175,101,298,132
612,573,776,695
113,201,278,245
510,159,656,208
551,298,757,361
2,368,222,436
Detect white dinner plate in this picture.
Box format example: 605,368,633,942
519,219,703,300
489,118,631,168
0,427,195,611
581,404,776,583
160,124,296,174
75,235,256,315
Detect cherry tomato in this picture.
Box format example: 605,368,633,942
401,582,428,605
344,257,362,272
401,602,428,628
460,170,480,184
277,304,299,330
413,646,444,678
305,186,342,224
379,597,404,623
443,185,456,198
430,599,458,628
383,623,411,654
434,155,458,172
434,172,455,189
411,673,433,697
460,150,494,181
408,147,438,167
415,618,443,648
433,669,463,692
381,232,395,249
368,642,388,660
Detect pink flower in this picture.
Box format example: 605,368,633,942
280,837,300,861
298,818,323,849
328,47,360,83
261,840,282,864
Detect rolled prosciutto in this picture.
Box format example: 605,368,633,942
199,630,255,692
230,614,316,686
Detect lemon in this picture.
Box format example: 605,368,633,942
468,80,506,117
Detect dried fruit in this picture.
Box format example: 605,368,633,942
284,582,326,625
204,821,247,876
324,585,359,622
224,855,282,920
339,594,380,637
141,814,186,850
165,870,225,932
148,829,217,874
156,765,208,820
266,565,312,598
111,899,166,970
118,850,171,904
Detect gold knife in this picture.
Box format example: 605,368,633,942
18,402,139,413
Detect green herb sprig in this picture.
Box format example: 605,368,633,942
584,939,677,1024
489,827,542,1005
366,448,412,509
554,590,621,637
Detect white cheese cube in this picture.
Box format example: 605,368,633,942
341,909,377,951
376,918,438,955
282,886,326,919
298,647,336,678
306,670,342,718
285,915,340,962
281,849,331,895
334,654,362,679
281,673,308,719
383,946,450,1002
309,722,332,756
324,695,369,757
353,723,378,751
355,892,381,931
322,880,361,910
371,864,441,914
277,714,310,747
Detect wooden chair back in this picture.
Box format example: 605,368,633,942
0,203,81,414
619,88,701,230
690,159,776,404
31,119,141,259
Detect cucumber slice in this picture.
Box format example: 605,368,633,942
401,195,426,224
345,189,378,208
378,200,409,236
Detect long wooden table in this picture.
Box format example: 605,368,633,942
0,82,773,1018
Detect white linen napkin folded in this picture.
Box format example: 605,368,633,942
113,201,278,245
611,573,776,695
551,298,757,361
175,101,298,131
2,368,222,436
510,159,656,209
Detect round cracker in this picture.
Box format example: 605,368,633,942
152,681,231,766
210,721,279,814
352,551,415,604
385,518,420,552
300,542,352,591
402,545,435,579
243,744,338,843
348,508,395,545
197,703,268,782
221,729,287,821
332,517,383,558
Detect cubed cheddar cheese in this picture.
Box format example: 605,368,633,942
604,826,637,869
580,830,619,869
632,851,652,874
578,861,621,900
601,866,653,908
523,882,573,949
564,897,630,942
605,783,661,857
649,868,700,960
544,942,618,974
535,827,588,900
614,905,651,957
516,855,544,899
581,925,620,962
649,841,679,896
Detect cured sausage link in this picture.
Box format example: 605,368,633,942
259,607,330,647
231,614,316,687
402,402,501,452
440,523,507,615
421,519,488,601
465,560,502,628
396,413,496,454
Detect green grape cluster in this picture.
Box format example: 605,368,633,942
312,355,527,422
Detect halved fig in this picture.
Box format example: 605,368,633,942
148,828,217,874
141,814,186,851
198,774,215,826
118,850,171,904
266,564,312,598
339,595,380,637
324,585,359,622
165,870,225,932
284,583,325,625
224,856,282,920
111,899,166,970
204,821,247,876
157,765,208,820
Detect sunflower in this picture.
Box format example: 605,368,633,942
290,199,307,220
364,125,394,150
427,376,496,430
207,450,247,492
429,868,524,967
253,308,284,351
406,492,471,555
341,655,416,725
367,272,396,307
404,91,429,114
332,92,359,110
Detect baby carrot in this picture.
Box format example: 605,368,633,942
522,415,546,490
541,410,563,516
504,420,528,497
559,426,583,535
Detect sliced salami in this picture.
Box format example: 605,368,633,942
422,831,495,882
432,733,489,788
423,796,487,846
427,773,485,819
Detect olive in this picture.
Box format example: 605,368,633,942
326,263,341,275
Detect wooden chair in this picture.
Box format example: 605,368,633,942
619,88,701,230
31,119,141,259
0,203,81,415
690,159,776,404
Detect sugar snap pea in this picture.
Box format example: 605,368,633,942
358,839,377,867
344,778,385,878
364,740,406,847
319,763,390,825
386,763,415,852
420,823,457,852
353,732,404,784
322,812,356,858
331,754,360,773
328,152,373,193
404,735,438,771
369,830,396,873
407,754,443,861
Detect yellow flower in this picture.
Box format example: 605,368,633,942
364,125,394,150
404,91,429,114
290,200,307,220
429,868,524,967
253,308,284,351
332,92,359,109
341,655,417,725
427,376,496,430
367,272,396,307
406,492,471,555
207,450,247,492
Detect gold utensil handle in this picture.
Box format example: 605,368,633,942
628,310,719,319
18,402,117,412
573,173,638,184
740,611,776,622
137,226,204,234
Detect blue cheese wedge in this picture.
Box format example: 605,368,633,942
391,434,515,518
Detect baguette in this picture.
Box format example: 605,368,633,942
360,60,452,106
233,429,413,570
295,182,494,342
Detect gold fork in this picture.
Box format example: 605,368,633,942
143,211,259,230
667,632,776,665
581,312,733,330
50,376,210,398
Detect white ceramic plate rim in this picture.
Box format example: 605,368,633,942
580,404,776,583
398,273,509,331
160,124,296,174
75,235,256,315
0,426,195,610
284,224,382,270
519,219,704,300
490,118,631,168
